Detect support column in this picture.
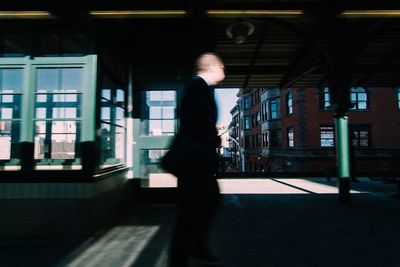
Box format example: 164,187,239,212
334,113,351,204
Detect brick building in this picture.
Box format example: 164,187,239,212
230,87,400,175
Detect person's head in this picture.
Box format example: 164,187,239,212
195,52,225,85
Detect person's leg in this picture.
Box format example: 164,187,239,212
190,173,221,261
169,174,201,267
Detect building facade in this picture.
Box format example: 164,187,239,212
230,86,400,175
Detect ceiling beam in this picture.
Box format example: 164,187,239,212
228,64,400,75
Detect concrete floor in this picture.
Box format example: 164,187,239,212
1,178,400,267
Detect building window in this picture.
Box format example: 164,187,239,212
256,111,260,126
244,116,251,130
351,125,370,147
244,96,251,109
34,68,83,169
320,126,334,147
0,68,22,169
144,91,176,136
287,127,294,147
262,132,268,147
397,88,400,110
269,99,279,120
269,129,281,148
320,87,331,110
350,87,368,110
262,102,267,121
286,91,293,115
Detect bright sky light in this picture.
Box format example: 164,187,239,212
214,88,239,126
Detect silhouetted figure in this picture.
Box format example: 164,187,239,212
167,53,225,267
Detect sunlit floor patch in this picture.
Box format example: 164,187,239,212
218,179,307,194
148,174,370,194
149,173,177,188
218,178,368,194
57,226,160,267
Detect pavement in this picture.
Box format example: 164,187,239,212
1,177,400,267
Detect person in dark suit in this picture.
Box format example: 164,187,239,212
168,52,225,267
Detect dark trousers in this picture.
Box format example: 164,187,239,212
169,171,221,267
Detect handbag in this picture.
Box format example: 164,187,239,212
161,134,217,177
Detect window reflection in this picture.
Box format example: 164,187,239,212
99,78,126,168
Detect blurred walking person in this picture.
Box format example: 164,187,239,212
163,52,225,267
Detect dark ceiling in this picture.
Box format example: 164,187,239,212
1,0,400,89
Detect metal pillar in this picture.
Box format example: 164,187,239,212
334,113,351,204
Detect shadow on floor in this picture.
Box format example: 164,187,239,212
1,179,399,267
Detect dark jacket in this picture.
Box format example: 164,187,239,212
178,76,221,148
161,76,220,176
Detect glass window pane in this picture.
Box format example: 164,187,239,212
51,121,76,134
360,131,368,138
0,135,11,160
358,102,367,110
163,107,175,119
52,107,77,119
35,108,47,119
116,107,124,120
0,120,20,167
116,89,125,102
36,94,47,102
2,94,13,103
150,107,162,119
102,89,111,101
358,93,367,101
360,140,368,147
50,133,76,159
1,69,23,93
99,123,125,168
1,108,12,119
36,69,58,92
149,120,162,136
162,91,176,101
61,68,83,92
53,94,78,102
115,127,125,161
101,107,110,121
149,91,162,101
35,121,46,134
34,121,81,166
162,120,175,133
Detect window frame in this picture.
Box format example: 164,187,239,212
287,127,294,148
350,87,369,111
350,125,371,147
0,55,99,175
286,91,293,116
269,98,279,120
320,87,331,110
320,125,335,147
